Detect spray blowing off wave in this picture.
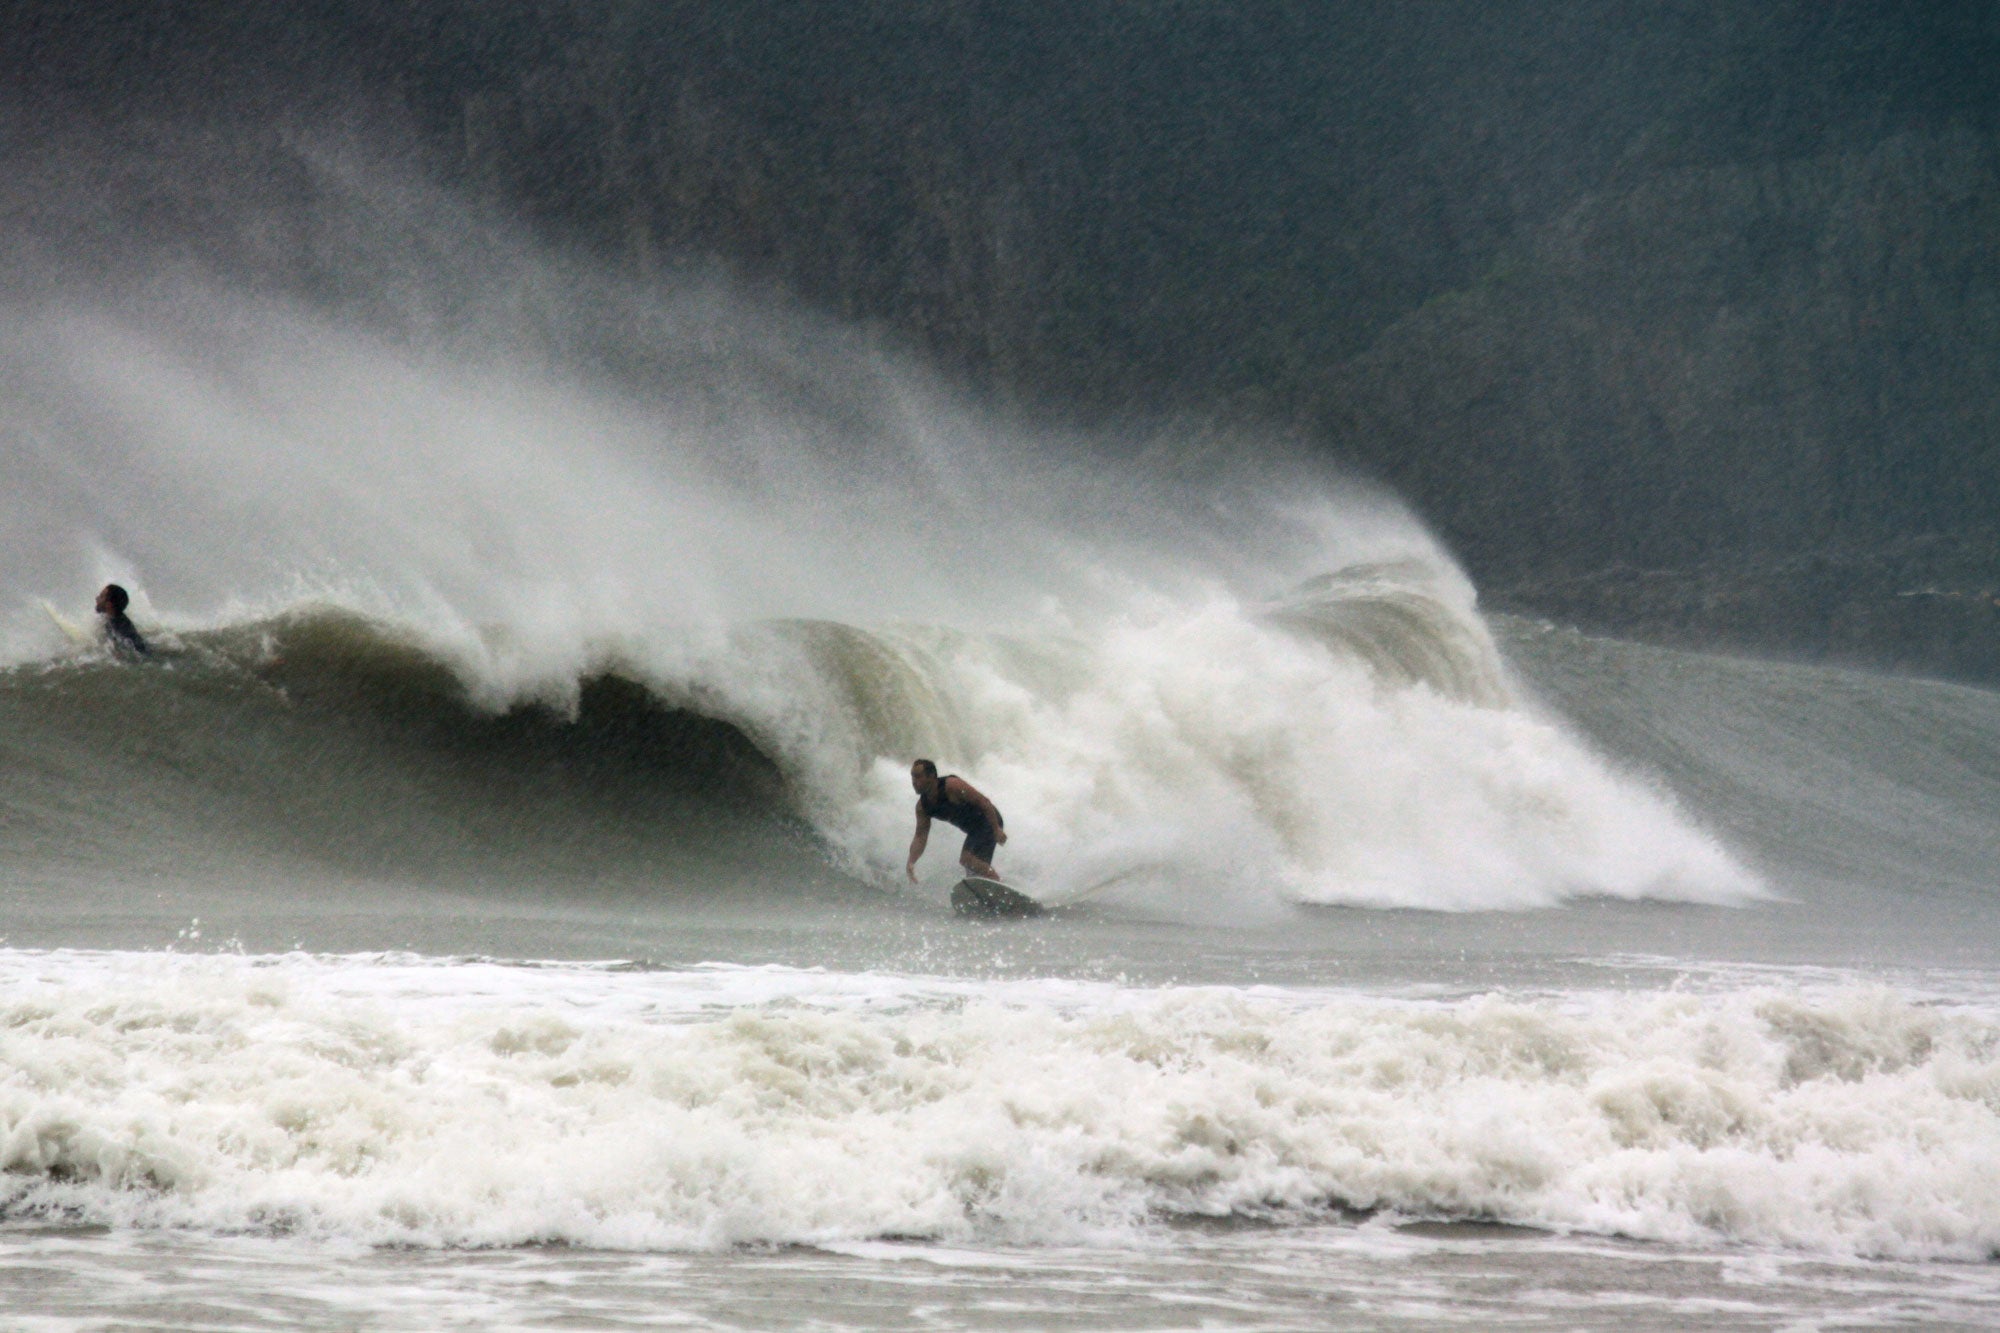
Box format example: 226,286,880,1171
697,569,1754,910
0,155,1755,912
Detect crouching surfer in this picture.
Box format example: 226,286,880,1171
95,584,149,657
906,759,1006,882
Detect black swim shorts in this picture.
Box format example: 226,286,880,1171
961,827,997,865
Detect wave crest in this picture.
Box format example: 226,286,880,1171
0,558,1759,914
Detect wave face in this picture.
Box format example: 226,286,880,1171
1502,619,2000,939
0,156,1753,914
3,953,1997,1260
0,609,798,894
0,582,1751,914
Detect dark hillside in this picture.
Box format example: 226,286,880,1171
5,0,1997,676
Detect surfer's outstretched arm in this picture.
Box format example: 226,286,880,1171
906,806,931,882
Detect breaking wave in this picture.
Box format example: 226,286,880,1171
0,953,1993,1259
0,567,1754,914
0,163,1752,914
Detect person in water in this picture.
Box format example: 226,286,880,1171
94,583,149,657
906,759,1007,882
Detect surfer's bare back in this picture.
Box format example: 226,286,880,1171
906,759,1006,882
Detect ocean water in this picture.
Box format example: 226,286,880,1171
2,261,1999,1329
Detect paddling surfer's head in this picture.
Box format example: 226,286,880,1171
93,583,150,656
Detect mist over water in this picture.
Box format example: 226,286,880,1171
4,135,1999,1331
0,152,1755,923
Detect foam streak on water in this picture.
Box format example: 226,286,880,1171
2,951,1997,1262
9,1222,2000,1331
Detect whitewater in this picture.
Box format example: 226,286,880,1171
2,166,1999,1329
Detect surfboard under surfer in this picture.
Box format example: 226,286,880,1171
906,759,1006,882
95,583,149,657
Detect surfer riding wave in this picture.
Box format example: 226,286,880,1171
906,759,1006,882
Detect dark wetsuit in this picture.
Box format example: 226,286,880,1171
922,776,1002,865
102,613,148,657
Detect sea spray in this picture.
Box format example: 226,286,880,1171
0,159,1754,912
756,584,1755,909
0,282,1752,908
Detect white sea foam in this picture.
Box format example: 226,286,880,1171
771,581,1754,910
0,951,1995,1259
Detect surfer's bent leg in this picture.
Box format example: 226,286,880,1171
960,828,999,880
